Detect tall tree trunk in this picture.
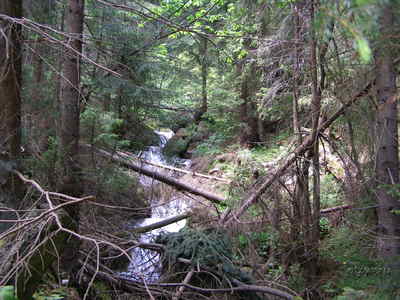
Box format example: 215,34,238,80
200,38,208,115
305,0,321,286
31,41,54,153
0,0,22,232
59,0,85,287
0,2,22,161
238,54,260,147
375,1,400,259
290,0,304,245
193,37,208,123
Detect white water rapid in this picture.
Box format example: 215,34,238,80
120,130,191,282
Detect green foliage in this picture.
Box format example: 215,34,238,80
378,183,400,198
33,292,65,300
33,286,75,300
163,136,189,157
320,174,343,208
237,230,277,257
158,228,232,266
23,137,58,187
320,224,399,298
191,113,239,157
250,142,289,163
194,133,226,156
355,37,372,63
91,165,138,198
0,286,18,300
80,107,130,149
335,287,368,300
319,217,331,233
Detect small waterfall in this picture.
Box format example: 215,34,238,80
120,130,190,282
138,130,173,164
137,130,177,186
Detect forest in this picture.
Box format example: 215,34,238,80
0,0,399,299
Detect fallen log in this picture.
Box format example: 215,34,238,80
85,145,225,205
132,213,191,234
320,205,352,214
222,79,374,226
117,150,231,184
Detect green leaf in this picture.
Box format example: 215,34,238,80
355,38,372,63
355,0,373,6
0,286,18,300
390,209,400,215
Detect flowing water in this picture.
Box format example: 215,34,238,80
120,130,191,282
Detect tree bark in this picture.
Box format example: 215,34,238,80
58,0,85,288
60,0,84,183
375,0,400,259
0,2,21,160
304,0,321,285
238,59,261,147
193,37,208,123
0,0,22,232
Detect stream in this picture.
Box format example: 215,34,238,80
120,130,191,282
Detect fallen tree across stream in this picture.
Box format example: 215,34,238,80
83,145,226,205
117,150,231,184
132,213,191,234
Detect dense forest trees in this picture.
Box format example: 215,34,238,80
0,0,22,232
0,0,399,299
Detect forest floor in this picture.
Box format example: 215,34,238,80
158,133,400,300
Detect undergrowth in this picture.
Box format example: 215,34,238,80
320,215,400,299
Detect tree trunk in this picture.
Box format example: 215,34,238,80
238,59,261,147
375,1,400,259
193,37,208,123
0,2,21,159
58,0,85,288
304,0,321,286
0,0,22,232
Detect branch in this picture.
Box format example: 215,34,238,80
132,213,191,234
0,14,121,77
149,281,295,299
320,205,351,214
172,268,195,300
0,171,94,241
82,259,296,300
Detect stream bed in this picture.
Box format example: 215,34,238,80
119,130,191,282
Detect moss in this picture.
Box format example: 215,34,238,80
163,136,189,157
